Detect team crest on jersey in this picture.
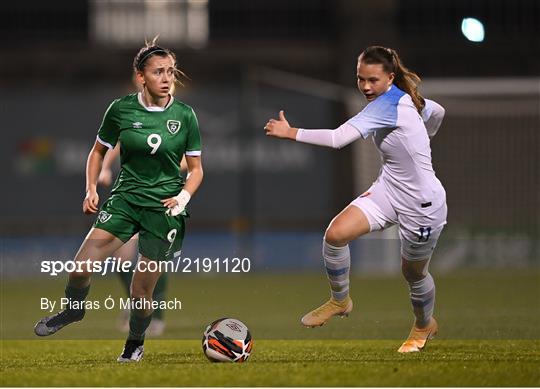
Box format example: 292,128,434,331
167,120,181,134
97,211,112,223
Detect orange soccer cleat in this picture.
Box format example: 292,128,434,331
398,317,438,353
301,296,353,327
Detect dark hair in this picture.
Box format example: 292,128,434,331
133,37,188,89
359,46,425,113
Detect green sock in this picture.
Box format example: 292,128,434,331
152,273,167,320
128,311,152,341
64,285,90,314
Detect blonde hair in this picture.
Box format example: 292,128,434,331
133,36,189,94
359,46,425,113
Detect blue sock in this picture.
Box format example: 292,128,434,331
322,240,350,301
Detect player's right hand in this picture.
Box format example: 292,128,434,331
83,190,99,214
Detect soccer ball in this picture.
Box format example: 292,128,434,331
202,318,253,362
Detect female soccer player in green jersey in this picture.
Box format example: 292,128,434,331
34,38,203,362
98,146,188,336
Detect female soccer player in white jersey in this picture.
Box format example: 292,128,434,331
34,38,204,362
264,46,446,353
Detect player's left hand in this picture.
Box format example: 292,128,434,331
161,197,178,208
162,197,184,217
161,189,191,216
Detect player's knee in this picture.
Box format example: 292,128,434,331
324,224,349,246
129,297,154,318
401,259,428,282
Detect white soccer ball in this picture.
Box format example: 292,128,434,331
202,318,253,362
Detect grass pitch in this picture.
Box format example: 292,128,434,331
1,340,539,386
1,271,539,386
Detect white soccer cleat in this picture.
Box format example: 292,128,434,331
398,317,438,353
117,340,144,362
301,296,353,327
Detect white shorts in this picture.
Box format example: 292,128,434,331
350,179,447,261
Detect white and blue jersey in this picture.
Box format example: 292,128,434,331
347,85,446,217
295,84,447,258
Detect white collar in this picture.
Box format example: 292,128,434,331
137,92,174,112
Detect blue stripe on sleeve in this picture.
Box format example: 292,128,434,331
347,85,406,138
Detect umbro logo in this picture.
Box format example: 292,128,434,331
226,322,243,332
132,122,143,129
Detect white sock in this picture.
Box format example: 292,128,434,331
323,240,350,301
409,273,435,327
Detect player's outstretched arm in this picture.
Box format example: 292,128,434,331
84,141,108,215
265,110,361,149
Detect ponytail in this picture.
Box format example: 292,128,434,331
360,46,425,113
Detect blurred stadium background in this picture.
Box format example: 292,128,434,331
1,0,539,341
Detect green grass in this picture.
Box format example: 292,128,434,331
1,271,539,386
1,340,539,386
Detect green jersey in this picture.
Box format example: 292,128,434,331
97,93,202,210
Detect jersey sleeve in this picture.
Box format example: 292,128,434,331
96,99,121,149
346,97,398,139
421,99,445,138
185,108,202,156
296,123,362,149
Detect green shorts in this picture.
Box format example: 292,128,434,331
94,194,185,261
